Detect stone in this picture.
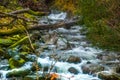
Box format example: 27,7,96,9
8,57,25,69
5,77,23,80
81,63,104,75
23,73,51,80
6,62,32,78
98,71,120,80
6,69,30,78
67,55,81,64
68,67,79,74
0,59,9,70
115,65,120,73
23,75,46,80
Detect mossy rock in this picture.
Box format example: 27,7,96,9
19,52,29,61
98,71,120,80
23,74,51,80
9,58,25,69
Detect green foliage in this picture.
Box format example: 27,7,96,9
78,0,120,51
53,0,78,14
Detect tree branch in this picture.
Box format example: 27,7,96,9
9,8,30,14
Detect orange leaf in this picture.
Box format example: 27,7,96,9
50,73,59,80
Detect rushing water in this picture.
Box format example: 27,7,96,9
0,12,104,80
38,12,102,80
37,57,100,80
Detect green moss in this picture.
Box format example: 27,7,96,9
9,58,25,69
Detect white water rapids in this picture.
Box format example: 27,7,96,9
38,12,102,80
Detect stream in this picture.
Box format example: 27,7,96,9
0,12,120,80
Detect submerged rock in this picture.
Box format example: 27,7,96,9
68,67,79,74
0,59,9,70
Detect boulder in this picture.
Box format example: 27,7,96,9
98,71,120,80
0,59,9,70
23,75,48,80
6,69,30,78
81,63,104,75
8,57,25,69
6,62,32,78
23,73,52,80
68,67,79,74
114,65,120,73
67,55,81,64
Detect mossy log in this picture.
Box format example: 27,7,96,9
29,19,78,30
6,62,32,78
0,19,78,36
8,35,31,48
0,35,31,49
9,8,49,16
0,28,24,36
0,38,14,46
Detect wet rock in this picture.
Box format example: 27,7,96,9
8,57,25,69
67,55,81,64
23,75,47,80
68,67,79,74
114,65,120,73
6,69,30,78
0,65,9,70
23,73,51,80
6,62,32,78
5,77,23,80
26,54,37,62
97,52,118,61
24,75,37,80
81,63,104,75
43,66,49,72
98,71,120,80
0,59,9,70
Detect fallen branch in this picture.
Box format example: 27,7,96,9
29,19,78,30
9,8,30,14
9,8,49,16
